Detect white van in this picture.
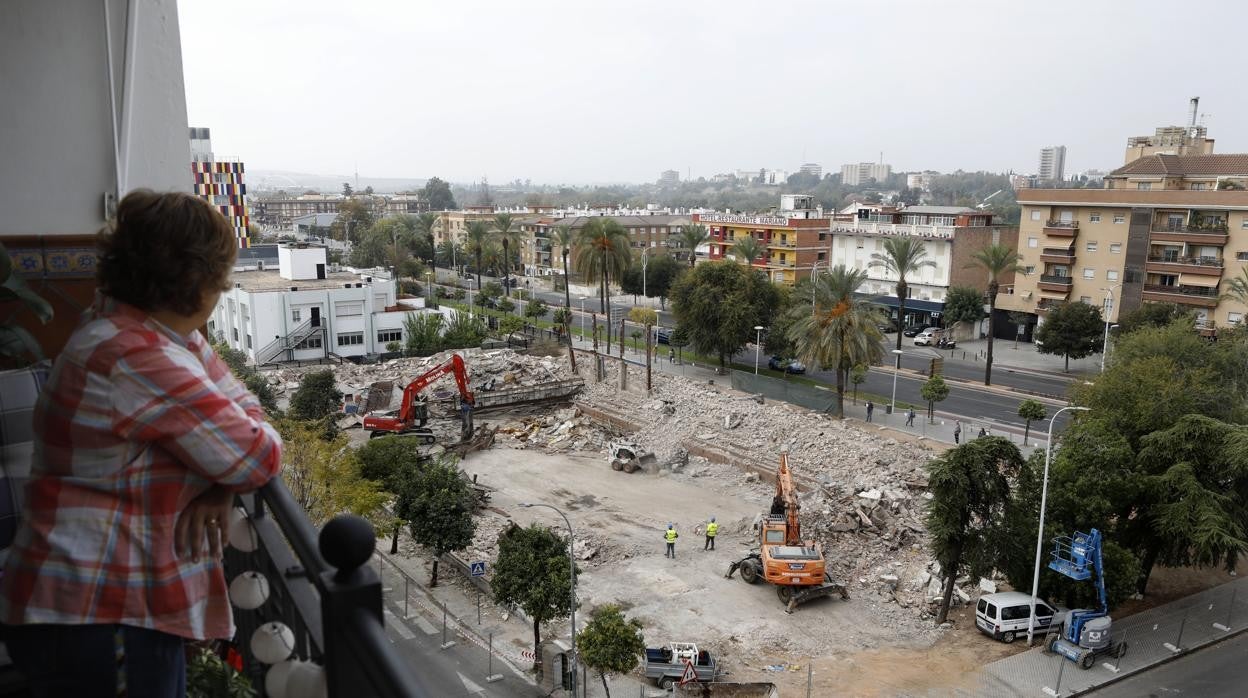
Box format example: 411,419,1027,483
975,591,1069,643
913,327,945,346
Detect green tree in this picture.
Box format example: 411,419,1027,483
492,524,575,672
577,604,646,698
491,212,521,295
1115,302,1195,336
211,341,279,414
275,418,387,527
1017,399,1047,445
1035,301,1104,371
642,253,683,309
395,459,476,587
466,220,491,292
669,325,689,362
288,369,341,422
920,373,950,423
332,199,374,244
435,240,463,269
552,307,572,333
403,311,444,356
552,223,575,320
870,237,935,354
941,286,985,332
730,235,765,266
422,176,457,210
627,306,658,327
414,211,440,267
926,437,1024,624
443,312,487,348
524,297,549,319
1223,266,1248,309
785,265,883,417
670,260,782,368
574,218,631,346
497,315,525,341
677,223,709,267
966,243,1022,385
850,363,868,405
356,436,431,553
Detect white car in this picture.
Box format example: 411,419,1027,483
976,591,1071,643
913,328,944,346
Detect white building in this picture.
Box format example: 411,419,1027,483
841,162,893,186
210,243,429,364
1038,145,1067,182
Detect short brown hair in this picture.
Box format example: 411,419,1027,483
97,190,238,315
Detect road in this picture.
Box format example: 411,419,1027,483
381,593,535,696
1086,631,1248,697
429,268,1074,428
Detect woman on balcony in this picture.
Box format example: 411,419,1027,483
0,191,283,697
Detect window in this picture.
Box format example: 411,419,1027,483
1110,243,1123,254
1190,183,1208,191
374,294,388,308
335,302,362,317
1027,237,1038,248
336,332,364,347
377,330,402,343
1230,312,1243,324
292,308,302,323
1023,265,1036,275
856,239,864,249
1113,214,1125,224
1079,296,1092,304
1086,241,1098,252
295,335,323,350
1107,269,1119,281
1030,210,1042,221
231,328,239,341
240,303,249,322
207,320,215,333
1237,251,1248,261
245,334,252,349
1089,212,1101,223
817,251,826,261
1082,268,1095,279
1242,217,1248,230
1137,182,1152,191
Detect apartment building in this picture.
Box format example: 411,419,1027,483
1002,153,1248,335
697,195,828,286
253,194,343,227
829,206,1017,330
519,214,691,277
189,127,250,248
840,162,892,186
1038,146,1067,182
210,243,418,363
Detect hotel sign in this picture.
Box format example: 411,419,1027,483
833,224,955,241
699,213,791,226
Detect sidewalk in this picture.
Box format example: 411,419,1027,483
901,336,1102,379
968,575,1248,697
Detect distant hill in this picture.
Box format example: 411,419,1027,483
248,169,429,194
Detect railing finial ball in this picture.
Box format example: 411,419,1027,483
318,515,376,573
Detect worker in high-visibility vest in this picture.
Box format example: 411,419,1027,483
664,524,678,558
704,517,719,551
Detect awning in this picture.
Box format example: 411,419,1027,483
1178,274,1220,288
1038,292,1070,300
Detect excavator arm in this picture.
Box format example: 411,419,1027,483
397,354,475,425
776,451,802,545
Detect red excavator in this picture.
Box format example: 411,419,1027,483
362,353,476,442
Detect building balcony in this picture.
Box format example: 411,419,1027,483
1042,221,1079,237
1039,246,1076,264
1141,284,1220,307
1037,274,1074,293
768,238,797,248
1148,227,1230,245
224,481,424,697
767,259,795,268
1035,298,1065,314
1145,255,1224,277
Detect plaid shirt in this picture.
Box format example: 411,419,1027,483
0,293,282,640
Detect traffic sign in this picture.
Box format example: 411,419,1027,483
470,560,487,577
678,659,698,686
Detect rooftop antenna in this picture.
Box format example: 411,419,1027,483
1188,97,1200,137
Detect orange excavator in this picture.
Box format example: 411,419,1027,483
725,448,847,611
362,353,475,442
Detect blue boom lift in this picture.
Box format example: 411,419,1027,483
1043,528,1127,669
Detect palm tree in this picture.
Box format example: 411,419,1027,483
491,213,521,299
414,212,439,268
966,243,1023,386
465,220,491,293
1222,266,1248,311
731,235,765,267
552,223,575,314
787,266,884,418
573,218,630,348
678,223,710,267
870,237,936,354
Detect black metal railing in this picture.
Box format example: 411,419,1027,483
1142,284,1220,298
1044,220,1079,229
225,480,423,697
1146,254,1223,267
1039,274,1073,285
1041,247,1076,257
255,318,321,364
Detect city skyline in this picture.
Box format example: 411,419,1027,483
179,0,1248,184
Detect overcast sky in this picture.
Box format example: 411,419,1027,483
179,0,1247,185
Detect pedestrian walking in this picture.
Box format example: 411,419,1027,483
704,517,718,551
669,348,675,364
866,401,874,423
664,524,678,558
978,426,987,439
953,421,961,445
905,408,916,427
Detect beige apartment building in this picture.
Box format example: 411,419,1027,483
1003,154,1248,335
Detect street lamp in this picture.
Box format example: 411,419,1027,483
641,247,650,300
520,503,577,696
466,278,475,317
753,325,764,374
579,296,588,338
889,349,903,414
809,260,827,315
1099,284,1122,372
1026,405,1092,645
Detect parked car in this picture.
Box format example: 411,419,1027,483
656,329,671,345
976,592,1070,644
902,324,932,338
913,328,945,346
767,356,806,374
877,319,899,334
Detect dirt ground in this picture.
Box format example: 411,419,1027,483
462,444,942,672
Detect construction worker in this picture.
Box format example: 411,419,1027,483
704,517,718,551
664,523,678,558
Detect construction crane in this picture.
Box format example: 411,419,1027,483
975,190,1003,210
1044,528,1127,669
362,353,475,442
725,449,847,612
